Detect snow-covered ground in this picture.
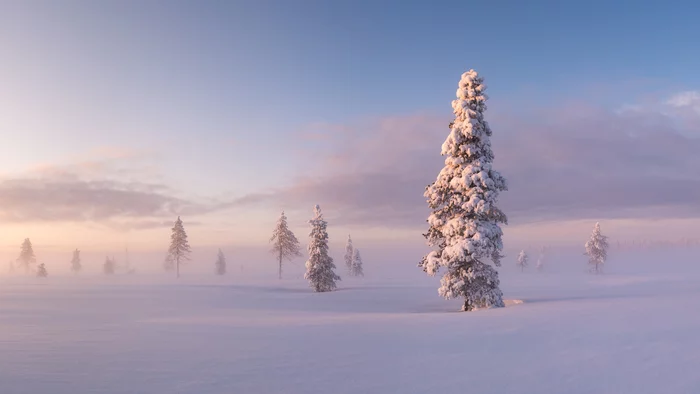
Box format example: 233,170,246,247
1,248,700,394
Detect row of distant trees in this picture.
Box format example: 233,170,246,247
7,210,365,284
163,210,363,290
516,223,610,274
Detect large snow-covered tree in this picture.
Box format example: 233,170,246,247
215,249,226,276
420,69,508,312
344,235,354,275
351,248,364,277
304,205,340,292
71,249,82,274
17,238,37,275
585,222,609,274
167,216,192,278
36,263,48,278
517,250,528,272
269,211,302,279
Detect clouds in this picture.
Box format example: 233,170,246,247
233,96,700,228
0,149,219,230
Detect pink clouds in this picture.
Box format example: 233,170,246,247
232,96,700,228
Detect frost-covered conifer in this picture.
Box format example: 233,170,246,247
344,235,354,275
536,246,546,272
420,69,508,311
36,263,48,278
104,256,116,275
71,249,82,274
167,216,191,278
351,248,364,277
304,205,340,292
269,211,302,279
517,250,528,272
585,222,609,274
163,253,174,272
17,238,36,275
215,249,226,276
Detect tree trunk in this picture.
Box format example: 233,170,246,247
462,299,472,312
278,249,283,280
176,256,180,278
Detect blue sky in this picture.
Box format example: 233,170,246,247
0,0,699,256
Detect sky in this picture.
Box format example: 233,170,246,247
1,0,699,268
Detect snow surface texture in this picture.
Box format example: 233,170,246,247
1,249,699,394
421,69,507,311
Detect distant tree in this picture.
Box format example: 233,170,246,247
585,222,609,274
36,263,48,278
167,216,191,278
344,235,354,275
71,249,82,274
351,248,364,277
163,253,175,272
536,247,546,272
419,70,507,312
103,256,116,275
269,211,302,279
17,238,37,275
215,249,226,276
304,205,340,292
517,250,529,272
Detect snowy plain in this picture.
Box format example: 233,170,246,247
1,247,699,394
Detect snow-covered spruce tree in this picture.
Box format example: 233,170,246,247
167,216,192,278
420,69,508,312
163,253,175,272
517,250,528,272
585,222,609,274
351,248,364,277
344,235,354,275
17,238,37,275
536,246,546,272
215,249,226,276
304,205,340,292
71,249,82,274
104,256,116,275
269,211,302,279
36,263,48,278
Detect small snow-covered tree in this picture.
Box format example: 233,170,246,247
344,235,354,275
215,249,226,276
536,246,546,272
104,256,116,275
420,69,508,311
36,263,48,278
517,250,528,272
17,238,36,275
163,253,175,272
167,216,192,278
71,249,82,274
351,248,364,277
270,211,302,279
304,205,340,292
585,222,609,274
